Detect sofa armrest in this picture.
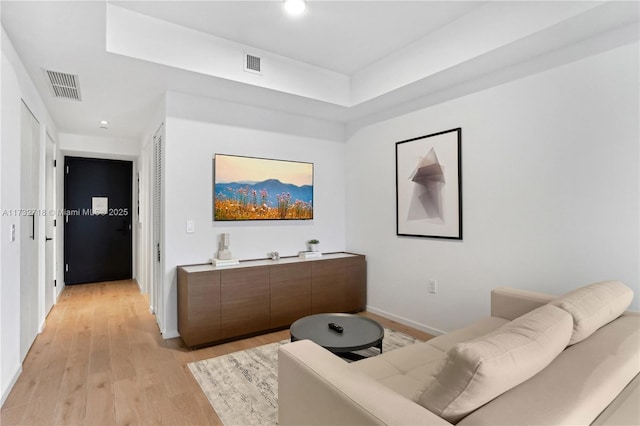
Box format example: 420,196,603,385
592,372,640,426
278,340,452,426
491,287,554,320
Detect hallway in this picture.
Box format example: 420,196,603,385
0,280,257,425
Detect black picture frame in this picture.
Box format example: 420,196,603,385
395,128,462,239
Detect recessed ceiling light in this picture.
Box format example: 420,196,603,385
99,120,109,129
283,0,306,16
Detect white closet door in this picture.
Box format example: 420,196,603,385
20,101,40,361
152,127,164,332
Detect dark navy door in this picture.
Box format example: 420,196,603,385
64,157,132,284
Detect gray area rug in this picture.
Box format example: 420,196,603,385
188,328,420,426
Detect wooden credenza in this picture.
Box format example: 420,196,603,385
177,252,366,348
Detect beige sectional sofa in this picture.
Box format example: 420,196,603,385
278,281,639,425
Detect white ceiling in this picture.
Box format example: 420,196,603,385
1,1,638,141
113,1,484,75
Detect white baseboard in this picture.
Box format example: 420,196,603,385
1,364,22,407
366,305,445,336
55,283,65,303
162,329,180,339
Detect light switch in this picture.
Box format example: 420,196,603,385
186,220,195,233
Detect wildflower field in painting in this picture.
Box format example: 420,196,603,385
214,185,312,220
213,154,313,221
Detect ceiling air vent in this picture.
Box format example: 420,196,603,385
43,69,82,101
244,53,262,75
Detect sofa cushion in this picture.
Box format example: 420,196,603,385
427,317,509,353
350,342,445,400
458,312,640,426
551,280,633,345
351,316,509,401
419,304,573,423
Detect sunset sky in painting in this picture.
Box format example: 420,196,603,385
215,154,313,186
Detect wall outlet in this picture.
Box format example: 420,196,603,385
428,279,437,294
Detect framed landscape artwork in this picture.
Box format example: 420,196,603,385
213,154,314,221
396,128,462,239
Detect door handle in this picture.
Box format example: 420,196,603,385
30,214,35,240
115,219,129,235
45,237,53,242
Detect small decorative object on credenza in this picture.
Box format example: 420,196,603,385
307,239,320,252
299,251,322,259
299,239,321,259
212,233,239,266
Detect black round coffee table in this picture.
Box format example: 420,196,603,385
290,313,384,359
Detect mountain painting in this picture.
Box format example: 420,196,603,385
213,154,313,220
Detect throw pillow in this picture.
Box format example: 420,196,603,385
551,280,633,345
419,304,572,423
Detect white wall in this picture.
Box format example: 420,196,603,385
1,27,58,405
1,37,23,406
161,104,347,337
59,133,141,159
0,15,3,411
346,42,640,335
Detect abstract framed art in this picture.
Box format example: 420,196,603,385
395,128,462,239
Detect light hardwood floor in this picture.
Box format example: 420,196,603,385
0,279,433,425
